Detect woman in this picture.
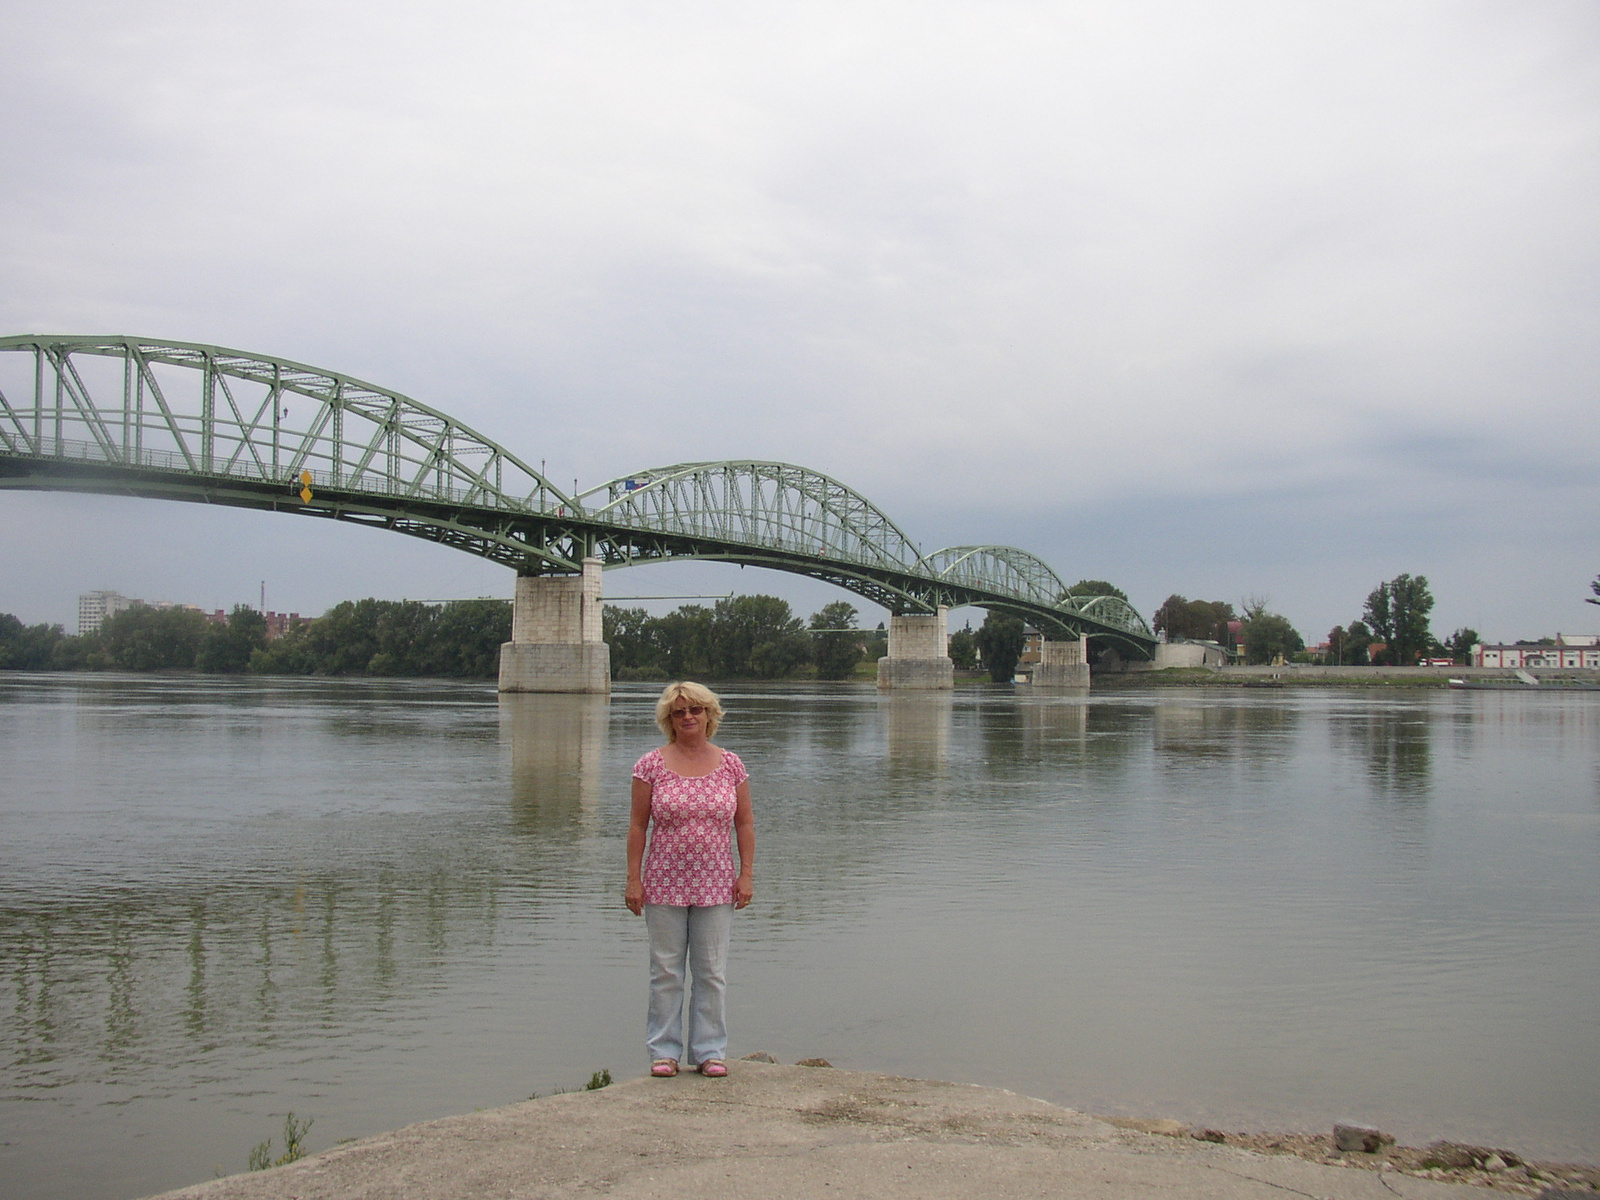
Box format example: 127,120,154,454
625,681,755,1078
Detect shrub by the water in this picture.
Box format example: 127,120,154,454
247,1112,313,1171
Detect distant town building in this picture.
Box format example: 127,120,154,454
264,611,306,641
208,608,306,640
1473,635,1600,669
77,589,136,635
1020,627,1044,666
83,591,300,639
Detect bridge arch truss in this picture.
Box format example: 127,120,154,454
0,335,1154,654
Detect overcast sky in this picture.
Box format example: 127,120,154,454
3,0,1597,644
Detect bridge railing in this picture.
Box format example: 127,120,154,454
0,337,573,514
0,432,560,516
586,461,928,576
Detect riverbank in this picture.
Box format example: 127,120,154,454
144,1062,1597,1200
1093,665,1600,689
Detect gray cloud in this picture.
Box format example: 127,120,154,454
2,0,1597,641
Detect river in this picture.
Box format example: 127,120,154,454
2,673,1597,1199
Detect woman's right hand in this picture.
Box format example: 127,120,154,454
625,879,644,915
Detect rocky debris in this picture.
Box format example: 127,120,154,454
739,1051,779,1063
1334,1123,1397,1153
1102,1117,1189,1136
796,1057,834,1068
1113,1124,1600,1195
1424,1141,1524,1171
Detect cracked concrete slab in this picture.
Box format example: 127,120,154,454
143,1064,1498,1200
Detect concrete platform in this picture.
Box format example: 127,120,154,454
145,1064,1495,1200
498,642,611,693
875,656,954,689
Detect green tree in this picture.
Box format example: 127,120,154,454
248,598,507,678
604,605,665,677
297,599,384,674
809,601,862,680
1343,619,1374,665
1364,573,1435,666
948,625,978,670
973,610,1026,682
1066,579,1129,602
1240,610,1304,665
709,595,809,679
748,632,812,679
1326,625,1347,665
1153,595,1236,643
1588,576,1600,607
863,623,888,664
367,600,440,675
98,604,208,670
655,605,717,678
51,633,103,670
1444,626,1481,665
0,614,67,670
248,621,316,674
426,599,511,676
197,606,269,673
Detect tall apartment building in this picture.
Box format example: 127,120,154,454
78,590,137,635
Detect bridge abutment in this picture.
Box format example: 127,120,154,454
1032,637,1090,689
876,607,954,690
498,557,611,694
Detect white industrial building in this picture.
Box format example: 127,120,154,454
1473,635,1600,669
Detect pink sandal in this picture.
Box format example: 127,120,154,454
696,1060,727,1078
651,1058,678,1077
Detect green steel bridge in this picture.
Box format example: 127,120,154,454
0,335,1155,654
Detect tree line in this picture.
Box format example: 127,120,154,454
606,597,877,680
0,594,881,681
0,570,1499,679
0,599,512,677
1155,573,1480,666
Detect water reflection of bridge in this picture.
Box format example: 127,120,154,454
502,693,609,821
0,336,1155,691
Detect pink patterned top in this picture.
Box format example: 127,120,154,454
633,747,749,907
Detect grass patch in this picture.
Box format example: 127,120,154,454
248,1112,313,1171
532,1066,613,1100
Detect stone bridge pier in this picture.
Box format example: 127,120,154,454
498,557,611,694
876,606,954,690
1032,637,1090,689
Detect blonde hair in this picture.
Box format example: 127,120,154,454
654,681,723,741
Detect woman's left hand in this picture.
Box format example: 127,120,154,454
734,872,753,910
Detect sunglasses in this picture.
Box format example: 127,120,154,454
669,705,707,719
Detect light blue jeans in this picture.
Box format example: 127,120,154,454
643,903,733,1065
